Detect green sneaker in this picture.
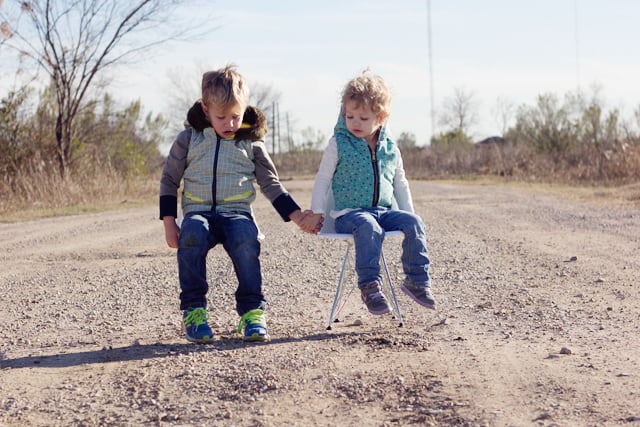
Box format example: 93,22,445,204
183,307,214,343
237,309,269,342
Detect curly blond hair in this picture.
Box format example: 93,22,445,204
341,69,391,116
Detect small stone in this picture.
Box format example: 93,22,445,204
534,412,553,421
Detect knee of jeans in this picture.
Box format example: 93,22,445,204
180,215,209,248
179,230,206,248
401,217,426,236
355,220,382,237
228,238,260,259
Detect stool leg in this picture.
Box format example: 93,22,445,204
327,245,351,330
381,249,404,327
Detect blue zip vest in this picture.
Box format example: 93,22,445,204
332,112,398,210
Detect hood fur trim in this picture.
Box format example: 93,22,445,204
186,101,268,142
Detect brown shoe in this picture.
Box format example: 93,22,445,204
401,280,436,309
360,281,392,315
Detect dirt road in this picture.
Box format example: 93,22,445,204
1,180,639,426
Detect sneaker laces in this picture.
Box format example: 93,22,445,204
184,308,208,327
366,290,384,301
237,309,265,333
362,283,384,301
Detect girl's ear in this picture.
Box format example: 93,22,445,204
201,101,209,116
378,112,389,125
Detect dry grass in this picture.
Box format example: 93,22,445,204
2,143,639,223
398,141,640,184
0,168,158,223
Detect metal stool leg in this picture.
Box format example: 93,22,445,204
381,249,404,327
327,244,351,330
325,233,405,330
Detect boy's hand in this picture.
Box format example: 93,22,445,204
289,209,303,225
163,217,180,248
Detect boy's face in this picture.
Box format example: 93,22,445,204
202,102,245,138
344,101,387,143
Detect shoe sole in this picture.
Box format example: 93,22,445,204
185,335,214,344
363,299,392,315
243,334,270,342
368,307,392,315
401,285,436,310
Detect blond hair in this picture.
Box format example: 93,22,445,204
201,64,249,110
341,69,391,116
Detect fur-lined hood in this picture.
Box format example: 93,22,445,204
186,101,268,142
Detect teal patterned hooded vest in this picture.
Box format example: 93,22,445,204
332,109,397,210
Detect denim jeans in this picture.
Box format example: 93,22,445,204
334,207,431,288
177,210,265,315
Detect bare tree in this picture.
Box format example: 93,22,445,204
0,0,210,177
249,82,281,113
438,87,479,136
299,126,325,151
491,96,515,136
396,131,417,150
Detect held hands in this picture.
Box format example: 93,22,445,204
300,211,324,234
290,209,323,234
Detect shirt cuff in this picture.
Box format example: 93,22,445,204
159,195,178,219
272,193,301,221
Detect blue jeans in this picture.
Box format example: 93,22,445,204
177,210,265,315
334,207,431,288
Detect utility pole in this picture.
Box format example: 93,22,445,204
427,0,435,142
271,101,276,157
574,0,581,93
277,102,281,154
286,112,292,151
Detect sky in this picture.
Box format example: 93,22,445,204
4,0,640,149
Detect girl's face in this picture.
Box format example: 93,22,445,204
344,101,387,144
202,102,245,138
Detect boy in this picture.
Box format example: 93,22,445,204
307,70,436,315
159,65,312,343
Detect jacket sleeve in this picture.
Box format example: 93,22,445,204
159,129,191,219
392,150,415,213
310,136,338,214
252,141,300,221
